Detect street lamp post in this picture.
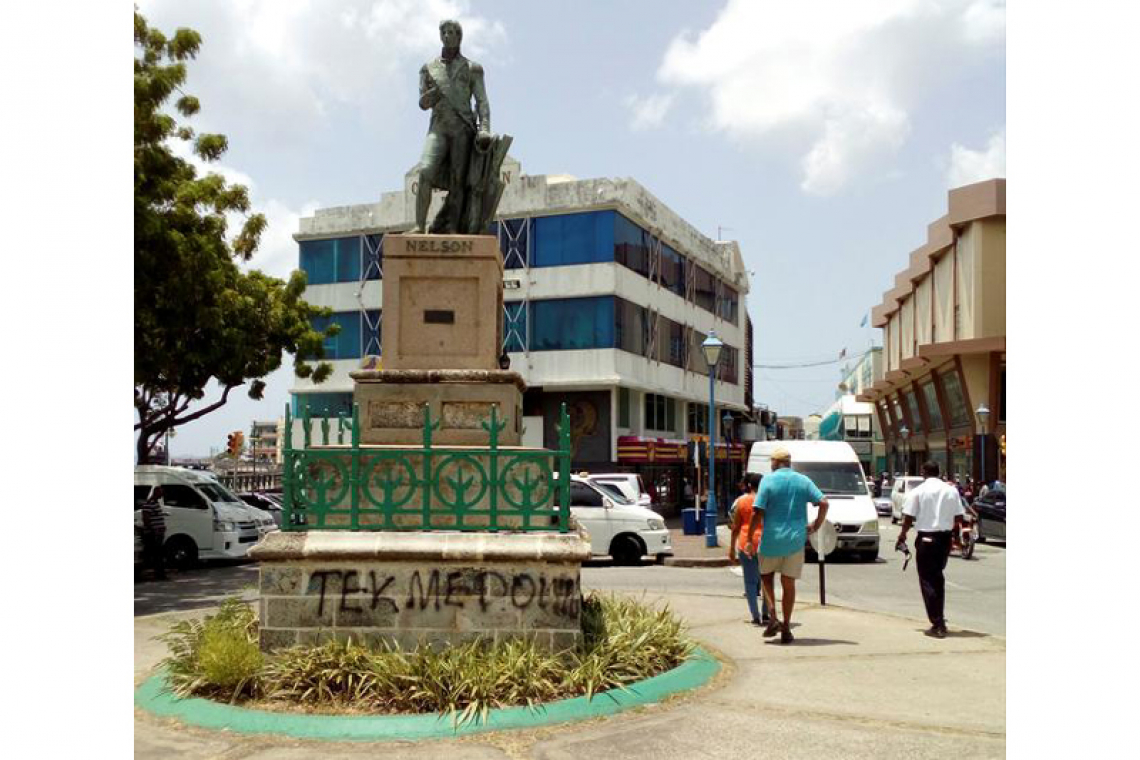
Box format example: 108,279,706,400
975,403,991,487
722,410,734,500
701,330,725,548
900,425,910,475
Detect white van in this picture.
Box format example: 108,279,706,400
563,476,673,565
746,441,881,561
889,476,926,523
585,473,653,507
134,465,275,567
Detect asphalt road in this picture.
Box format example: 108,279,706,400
582,519,1006,636
134,518,1005,635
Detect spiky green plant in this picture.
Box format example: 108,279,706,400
159,592,694,723
159,597,260,701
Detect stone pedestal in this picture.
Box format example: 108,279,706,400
381,234,503,371
351,368,524,446
250,530,590,652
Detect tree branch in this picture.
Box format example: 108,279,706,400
170,383,241,427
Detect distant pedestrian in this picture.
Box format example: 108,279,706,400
141,485,168,580
729,473,770,626
727,477,747,523
745,448,830,644
896,461,965,638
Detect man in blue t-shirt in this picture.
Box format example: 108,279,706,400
745,447,829,644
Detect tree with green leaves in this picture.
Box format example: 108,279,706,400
134,11,338,464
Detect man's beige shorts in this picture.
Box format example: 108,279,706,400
760,550,805,579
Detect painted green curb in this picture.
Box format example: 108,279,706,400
135,647,719,741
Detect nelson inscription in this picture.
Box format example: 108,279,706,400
405,238,476,254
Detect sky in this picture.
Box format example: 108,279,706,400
135,0,1006,458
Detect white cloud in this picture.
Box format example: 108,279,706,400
640,0,1005,195
946,127,1005,188
961,0,1006,44
137,0,507,146
625,93,675,131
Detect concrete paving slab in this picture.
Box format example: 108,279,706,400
133,716,512,760
716,654,1005,735
532,701,1004,760
134,718,240,760
239,741,511,759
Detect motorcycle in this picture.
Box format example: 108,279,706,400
952,507,978,559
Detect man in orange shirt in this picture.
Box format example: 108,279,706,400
729,473,771,625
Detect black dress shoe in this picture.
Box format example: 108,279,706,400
780,624,795,644
924,625,947,639
763,619,782,637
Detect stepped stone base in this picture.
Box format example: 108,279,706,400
249,530,590,652
350,368,525,446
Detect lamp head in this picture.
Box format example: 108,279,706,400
701,330,725,368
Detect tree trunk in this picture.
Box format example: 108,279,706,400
137,425,159,464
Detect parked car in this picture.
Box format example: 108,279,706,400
560,476,672,565
889,476,926,523
238,492,284,527
873,496,894,518
972,487,1006,542
748,440,881,561
135,465,276,568
584,473,654,507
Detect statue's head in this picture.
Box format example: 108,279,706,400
439,19,463,48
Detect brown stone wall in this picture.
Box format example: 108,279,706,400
253,532,588,652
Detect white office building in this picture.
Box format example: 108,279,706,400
290,158,753,508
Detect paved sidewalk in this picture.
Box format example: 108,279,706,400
663,524,736,567
135,590,1005,759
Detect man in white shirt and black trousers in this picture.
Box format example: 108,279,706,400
897,460,965,639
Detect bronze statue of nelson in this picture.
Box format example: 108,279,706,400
410,19,512,235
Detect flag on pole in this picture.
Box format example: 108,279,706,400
859,312,868,328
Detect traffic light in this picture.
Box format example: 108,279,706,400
227,431,244,457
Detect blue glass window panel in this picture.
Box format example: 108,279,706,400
300,236,378,284
339,313,362,359
310,311,374,360
503,301,527,352
531,296,614,350
533,211,614,267
299,239,336,285
335,237,361,282
613,212,650,277
660,243,686,297
292,392,353,418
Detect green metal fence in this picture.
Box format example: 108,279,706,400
282,402,572,533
